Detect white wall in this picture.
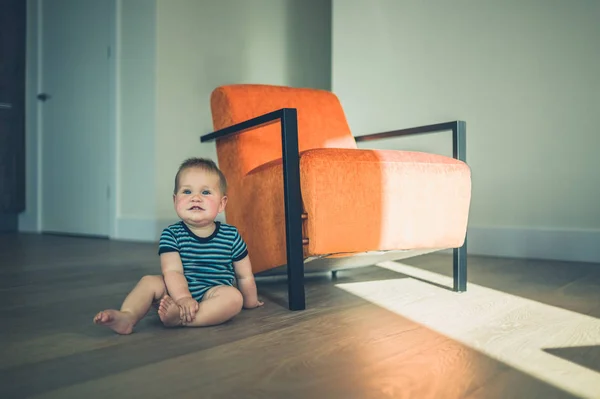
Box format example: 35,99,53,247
115,0,159,239
20,0,331,242
117,0,332,239
332,0,600,263
153,0,332,221
19,0,40,232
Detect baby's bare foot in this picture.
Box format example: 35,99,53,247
93,309,135,335
158,295,183,327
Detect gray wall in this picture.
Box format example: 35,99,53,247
153,0,332,221
21,0,332,241
332,0,600,262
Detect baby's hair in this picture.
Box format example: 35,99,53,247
174,157,228,195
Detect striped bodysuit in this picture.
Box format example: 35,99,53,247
158,221,248,301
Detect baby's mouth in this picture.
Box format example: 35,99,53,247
189,206,204,211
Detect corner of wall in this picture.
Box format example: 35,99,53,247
18,0,41,233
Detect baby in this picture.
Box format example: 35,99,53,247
94,157,263,334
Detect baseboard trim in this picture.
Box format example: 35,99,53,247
465,226,600,264
113,219,599,264
114,214,226,242
17,212,39,233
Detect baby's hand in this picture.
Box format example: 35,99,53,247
176,297,199,323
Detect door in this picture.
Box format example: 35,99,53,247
0,0,26,223
40,0,113,236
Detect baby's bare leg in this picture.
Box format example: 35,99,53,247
186,285,243,327
93,275,166,334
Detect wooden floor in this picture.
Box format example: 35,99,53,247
1,233,599,399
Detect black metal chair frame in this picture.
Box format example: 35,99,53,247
201,108,467,311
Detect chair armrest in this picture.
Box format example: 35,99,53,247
199,107,306,311
200,108,292,142
355,120,467,162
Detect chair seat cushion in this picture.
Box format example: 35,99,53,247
241,148,471,273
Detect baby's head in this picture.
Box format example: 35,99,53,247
174,157,227,196
173,158,228,227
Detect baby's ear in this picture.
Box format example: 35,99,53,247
219,195,228,212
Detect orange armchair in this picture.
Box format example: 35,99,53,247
201,84,471,310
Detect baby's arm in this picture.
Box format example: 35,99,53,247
234,255,263,309
160,252,190,299
160,252,198,321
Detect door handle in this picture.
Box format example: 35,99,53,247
0,102,12,109
37,93,51,101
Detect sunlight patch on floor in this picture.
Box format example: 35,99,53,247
335,261,600,399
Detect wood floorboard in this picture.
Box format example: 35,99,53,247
0,233,599,399
407,254,600,318
464,366,578,399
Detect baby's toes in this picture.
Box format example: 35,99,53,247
161,295,173,307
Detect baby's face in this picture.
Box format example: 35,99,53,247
173,167,226,228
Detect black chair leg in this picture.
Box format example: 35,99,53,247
453,237,467,292
281,108,306,310
287,247,305,311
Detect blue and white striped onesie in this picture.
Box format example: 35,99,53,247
158,221,248,301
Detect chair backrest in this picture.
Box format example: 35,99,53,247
210,84,357,226
210,83,357,175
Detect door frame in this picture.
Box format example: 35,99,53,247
21,0,118,237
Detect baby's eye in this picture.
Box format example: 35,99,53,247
183,189,191,194
202,190,211,195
